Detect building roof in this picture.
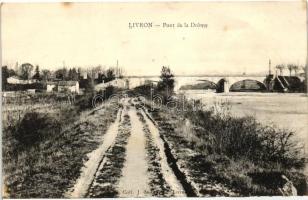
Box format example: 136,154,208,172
58,81,78,86
8,76,23,80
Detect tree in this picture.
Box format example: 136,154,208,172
55,67,68,80
2,66,9,90
287,64,292,76
114,66,124,78
94,65,102,75
303,65,307,92
98,73,106,83
32,65,41,80
62,67,68,80
20,63,34,80
2,66,17,90
67,68,79,81
85,76,95,94
106,68,116,82
157,66,175,102
286,64,301,76
55,69,63,80
293,65,299,76
42,70,51,81
158,66,175,91
77,68,82,79
68,68,72,80
118,68,125,78
276,64,286,76
303,65,307,75
71,68,79,81
7,68,16,77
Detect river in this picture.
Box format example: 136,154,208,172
180,90,308,174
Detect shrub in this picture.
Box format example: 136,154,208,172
105,86,115,99
75,93,95,111
132,84,153,98
75,86,117,111
157,66,175,104
177,98,306,170
144,96,307,195
13,112,60,147
5,82,45,91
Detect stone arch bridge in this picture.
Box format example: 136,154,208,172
125,76,267,93
185,76,267,92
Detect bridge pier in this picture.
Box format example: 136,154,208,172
223,78,229,93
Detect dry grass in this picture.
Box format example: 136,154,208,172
2,94,119,198
141,96,307,196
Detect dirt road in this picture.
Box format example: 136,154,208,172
66,98,187,197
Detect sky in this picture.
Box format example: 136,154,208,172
1,2,307,76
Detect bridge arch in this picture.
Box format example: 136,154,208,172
216,77,266,93
177,79,218,90
229,79,266,92
194,79,217,90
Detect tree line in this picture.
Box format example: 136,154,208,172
275,63,306,76
2,63,123,91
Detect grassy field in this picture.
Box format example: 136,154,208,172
2,92,119,198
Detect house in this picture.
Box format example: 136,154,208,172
57,81,79,94
7,76,23,84
46,82,57,92
7,76,38,84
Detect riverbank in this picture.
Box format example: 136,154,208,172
180,90,308,175
140,95,307,196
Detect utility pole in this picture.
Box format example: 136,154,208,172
15,62,19,75
269,59,272,75
116,60,119,78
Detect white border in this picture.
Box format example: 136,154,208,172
0,0,307,200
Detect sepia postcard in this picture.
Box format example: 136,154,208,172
1,1,308,198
